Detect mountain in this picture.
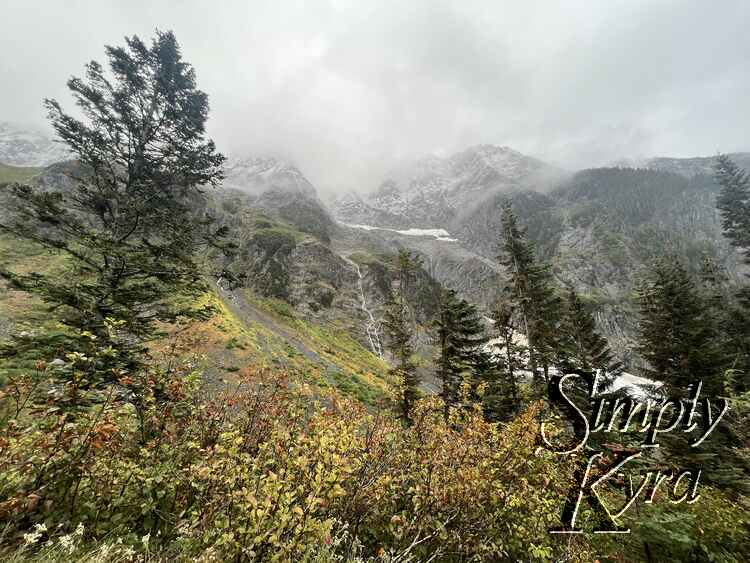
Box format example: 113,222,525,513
333,146,749,367
333,144,564,229
223,156,318,197
3,125,747,370
0,121,71,166
614,152,750,178
221,156,336,242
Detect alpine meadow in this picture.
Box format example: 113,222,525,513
0,2,749,562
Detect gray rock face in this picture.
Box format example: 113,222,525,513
333,144,565,229
331,150,750,367
0,122,71,166
221,156,336,242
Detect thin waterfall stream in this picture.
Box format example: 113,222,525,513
342,255,383,358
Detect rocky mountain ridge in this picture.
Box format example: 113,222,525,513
333,144,565,229
223,156,318,197
0,121,71,167
5,124,748,367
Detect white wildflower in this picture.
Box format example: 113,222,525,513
23,531,42,545
100,543,113,558
141,532,150,547
58,534,75,554
74,522,84,536
23,525,48,545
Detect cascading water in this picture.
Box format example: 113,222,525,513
342,256,383,358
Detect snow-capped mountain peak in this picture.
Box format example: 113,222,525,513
333,144,563,229
0,121,71,167
222,156,317,197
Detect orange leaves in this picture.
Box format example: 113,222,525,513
91,422,118,449
0,351,587,560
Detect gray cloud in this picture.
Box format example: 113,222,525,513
1,0,748,194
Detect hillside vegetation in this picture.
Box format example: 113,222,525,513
0,163,43,184
1,30,749,563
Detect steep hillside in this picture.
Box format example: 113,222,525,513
332,147,748,367
0,159,401,402
4,127,746,372
0,162,43,184
222,157,337,242
0,226,397,405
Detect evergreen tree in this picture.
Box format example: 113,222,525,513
482,298,524,421
497,201,561,384
382,249,422,422
715,155,750,263
0,31,227,376
638,255,749,496
635,256,724,394
713,156,750,392
556,288,622,390
434,289,488,420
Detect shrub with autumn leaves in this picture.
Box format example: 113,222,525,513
0,335,595,561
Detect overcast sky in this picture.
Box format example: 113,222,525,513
1,0,748,193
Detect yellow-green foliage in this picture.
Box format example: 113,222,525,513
244,291,394,402
152,290,393,407
1,341,748,562
0,235,71,385
0,350,590,562
0,234,68,319
0,164,42,184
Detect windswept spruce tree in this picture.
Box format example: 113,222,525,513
434,288,488,420
497,201,561,384
382,249,422,422
0,31,227,375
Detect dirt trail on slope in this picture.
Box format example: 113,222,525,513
213,280,330,367
214,280,443,395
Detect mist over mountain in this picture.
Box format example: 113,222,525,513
3,1,750,192
0,121,71,167
4,123,745,370
2,9,750,557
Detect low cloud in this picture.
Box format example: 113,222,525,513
1,0,748,194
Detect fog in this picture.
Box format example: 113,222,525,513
1,0,748,194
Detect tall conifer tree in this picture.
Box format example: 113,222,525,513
497,201,561,384
382,249,422,422
0,31,228,376
635,256,723,394
434,289,488,420
715,155,750,263
483,298,525,420
556,288,622,391
714,156,750,392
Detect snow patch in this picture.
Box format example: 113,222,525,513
394,227,452,238
344,223,380,231
343,222,458,242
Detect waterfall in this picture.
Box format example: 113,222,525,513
343,256,383,358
